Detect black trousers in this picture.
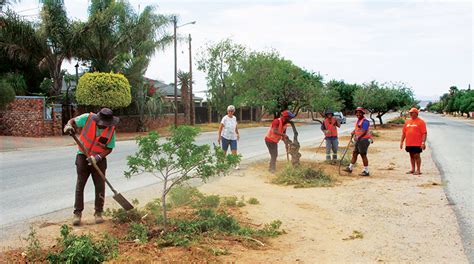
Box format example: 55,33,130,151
265,140,278,171
74,154,107,215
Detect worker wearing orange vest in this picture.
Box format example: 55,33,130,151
344,107,371,176
264,110,295,173
63,108,119,226
321,110,340,160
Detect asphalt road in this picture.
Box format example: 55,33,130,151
0,113,399,228
423,113,474,262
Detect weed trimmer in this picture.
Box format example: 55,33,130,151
69,133,134,211
314,137,325,155
338,134,354,176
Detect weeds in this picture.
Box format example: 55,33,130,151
195,194,220,208
247,197,260,205
169,186,204,207
23,226,43,261
342,230,364,240
127,223,149,243
273,164,334,188
47,225,118,263
103,207,145,223
388,117,405,124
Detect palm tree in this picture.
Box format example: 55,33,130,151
0,1,79,97
178,71,192,124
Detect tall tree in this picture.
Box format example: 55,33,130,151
197,38,247,114
177,71,191,124
1,2,79,97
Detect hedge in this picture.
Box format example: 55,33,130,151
0,79,16,109
76,72,132,109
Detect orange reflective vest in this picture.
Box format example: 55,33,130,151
79,113,115,156
265,118,288,143
354,118,371,139
323,118,338,138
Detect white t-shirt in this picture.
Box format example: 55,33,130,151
220,115,238,140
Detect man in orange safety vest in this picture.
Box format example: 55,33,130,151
63,108,119,226
321,109,340,160
344,107,371,176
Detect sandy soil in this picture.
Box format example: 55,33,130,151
200,127,468,263
0,126,468,263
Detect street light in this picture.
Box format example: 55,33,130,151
173,16,196,126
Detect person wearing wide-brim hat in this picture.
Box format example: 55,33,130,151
64,108,119,226
321,109,340,160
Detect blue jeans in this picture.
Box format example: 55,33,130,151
221,137,237,152
325,138,339,160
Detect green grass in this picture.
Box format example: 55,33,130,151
273,164,335,188
247,197,260,205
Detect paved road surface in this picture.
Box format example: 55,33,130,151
0,114,398,228
423,113,473,262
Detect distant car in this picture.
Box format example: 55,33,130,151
334,112,346,124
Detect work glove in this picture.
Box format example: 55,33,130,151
351,137,357,144
64,124,75,134
87,155,102,166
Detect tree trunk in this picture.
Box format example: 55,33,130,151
162,181,168,232
181,84,190,124
377,114,383,125
250,106,253,122
369,112,377,129
239,108,243,122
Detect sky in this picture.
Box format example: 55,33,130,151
8,0,473,101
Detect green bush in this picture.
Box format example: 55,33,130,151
127,223,149,243
103,207,145,223
47,225,118,263
76,72,131,108
195,194,220,208
273,164,334,188
169,186,204,207
4,73,27,95
221,196,238,207
0,79,15,109
388,117,405,124
39,78,53,95
247,198,260,205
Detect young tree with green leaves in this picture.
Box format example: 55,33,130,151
124,126,240,231
197,38,247,115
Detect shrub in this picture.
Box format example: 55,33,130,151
247,198,260,205
221,196,238,207
23,226,43,261
0,79,15,109
4,72,27,95
273,164,334,188
169,186,204,207
76,72,131,108
388,117,405,124
47,225,118,263
39,78,53,95
127,223,149,243
195,194,220,208
104,208,145,223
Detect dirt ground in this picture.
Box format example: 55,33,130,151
0,125,468,263
200,126,468,263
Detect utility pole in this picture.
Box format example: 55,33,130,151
189,33,195,125
173,16,178,126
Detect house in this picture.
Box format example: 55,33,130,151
144,77,203,106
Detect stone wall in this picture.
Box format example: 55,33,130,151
0,96,62,137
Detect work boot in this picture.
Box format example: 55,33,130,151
359,171,370,176
343,167,353,173
94,212,104,224
72,213,81,226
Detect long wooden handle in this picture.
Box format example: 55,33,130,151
69,133,118,195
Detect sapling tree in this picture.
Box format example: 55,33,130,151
124,126,240,231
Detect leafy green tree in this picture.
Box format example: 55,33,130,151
232,50,324,118
197,38,247,114
2,72,27,95
124,126,240,231
354,81,415,125
0,2,80,97
325,80,359,112
75,72,131,109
